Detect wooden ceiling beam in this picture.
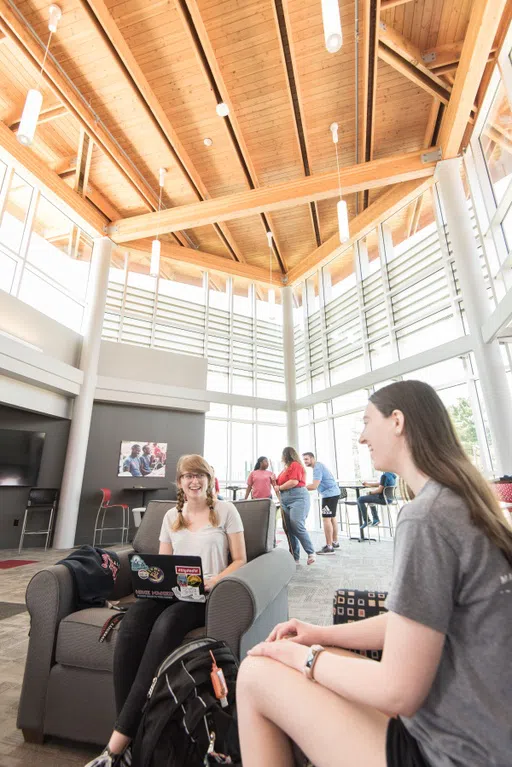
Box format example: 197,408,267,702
108,149,438,244
377,25,452,104
79,0,243,264
0,0,161,212
0,120,107,235
132,240,281,285
361,0,381,210
175,0,287,273
381,0,414,9
422,40,497,72
438,0,507,159
9,103,68,132
288,177,434,284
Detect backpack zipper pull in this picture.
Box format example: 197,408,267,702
207,730,216,754
209,651,228,708
147,676,158,699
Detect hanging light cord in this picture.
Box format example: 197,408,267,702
36,31,53,91
156,181,163,242
334,137,342,203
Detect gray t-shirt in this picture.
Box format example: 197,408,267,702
386,479,512,767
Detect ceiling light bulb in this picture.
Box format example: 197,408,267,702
321,0,343,54
158,167,166,187
266,231,273,247
48,4,62,33
17,89,43,146
330,122,339,144
337,198,349,244
216,102,230,117
150,239,161,277
203,137,213,146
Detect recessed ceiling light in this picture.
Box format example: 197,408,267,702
203,137,213,146
216,102,229,117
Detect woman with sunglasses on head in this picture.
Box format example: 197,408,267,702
85,454,247,767
237,381,512,767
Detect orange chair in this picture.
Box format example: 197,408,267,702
93,488,129,546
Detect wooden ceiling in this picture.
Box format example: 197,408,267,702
0,0,510,286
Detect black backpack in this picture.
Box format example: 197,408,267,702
132,637,241,767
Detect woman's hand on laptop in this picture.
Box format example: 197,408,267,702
204,576,218,592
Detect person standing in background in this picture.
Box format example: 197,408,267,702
276,447,315,565
358,471,397,528
245,457,276,500
303,452,341,554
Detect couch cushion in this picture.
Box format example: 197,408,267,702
235,499,275,561
56,608,121,672
56,606,207,672
134,500,176,554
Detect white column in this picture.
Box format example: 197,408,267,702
282,286,298,448
436,158,512,474
53,237,113,548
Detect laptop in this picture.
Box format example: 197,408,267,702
129,553,206,603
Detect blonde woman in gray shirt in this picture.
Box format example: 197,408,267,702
237,380,512,767
85,454,246,767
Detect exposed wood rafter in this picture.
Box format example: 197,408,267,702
108,149,438,244
378,23,452,103
0,119,107,235
361,0,381,210
288,178,434,284
175,0,287,273
9,103,67,132
79,0,245,264
272,0,321,247
0,0,162,212
438,0,507,159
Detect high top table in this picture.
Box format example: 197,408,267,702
339,483,377,543
123,486,169,510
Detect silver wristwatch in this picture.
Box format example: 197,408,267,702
303,644,325,681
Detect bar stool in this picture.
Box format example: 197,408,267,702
19,488,59,554
375,486,400,540
93,488,129,546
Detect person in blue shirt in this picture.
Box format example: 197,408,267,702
358,471,397,528
123,444,142,477
303,452,341,555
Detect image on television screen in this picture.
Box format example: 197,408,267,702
118,441,167,478
0,429,46,487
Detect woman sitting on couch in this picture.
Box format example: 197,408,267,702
237,380,512,767
86,454,247,767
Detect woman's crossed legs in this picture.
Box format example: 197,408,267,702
237,648,389,767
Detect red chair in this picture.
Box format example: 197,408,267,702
93,488,129,546
492,481,512,523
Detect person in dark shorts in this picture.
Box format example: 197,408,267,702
236,380,512,767
303,452,341,554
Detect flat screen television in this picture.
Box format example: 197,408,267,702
0,429,46,487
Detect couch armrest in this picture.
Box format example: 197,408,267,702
17,564,75,736
110,546,135,600
206,548,295,656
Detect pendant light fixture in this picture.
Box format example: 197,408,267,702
18,5,62,146
267,230,276,320
321,0,343,54
150,167,166,277
216,102,230,117
330,122,350,244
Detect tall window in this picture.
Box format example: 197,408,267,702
103,258,284,399
0,162,93,332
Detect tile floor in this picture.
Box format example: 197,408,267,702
0,532,393,766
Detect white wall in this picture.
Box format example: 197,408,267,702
98,340,207,389
0,290,81,366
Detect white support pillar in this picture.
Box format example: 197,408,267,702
282,286,299,448
53,237,113,548
436,159,512,475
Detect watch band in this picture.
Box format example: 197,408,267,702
303,644,325,681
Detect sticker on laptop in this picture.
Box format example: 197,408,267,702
173,565,204,601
